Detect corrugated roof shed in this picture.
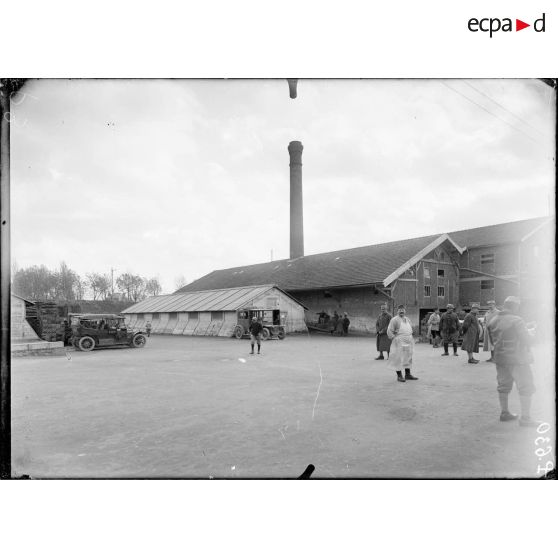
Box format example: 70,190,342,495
122,285,305,314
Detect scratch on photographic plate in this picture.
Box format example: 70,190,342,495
312,361,323,420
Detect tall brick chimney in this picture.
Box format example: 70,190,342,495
288,141,304,259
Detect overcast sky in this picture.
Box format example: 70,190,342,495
11,79,555,294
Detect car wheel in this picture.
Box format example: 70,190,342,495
277,329,286,340
261,328,270,341
234,326,244,339
132,334,147,348
78,336,95,352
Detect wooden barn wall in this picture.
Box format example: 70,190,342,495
289,287,391,335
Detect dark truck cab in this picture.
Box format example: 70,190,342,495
233,308,287,340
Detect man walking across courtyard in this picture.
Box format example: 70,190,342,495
440,303,460,356
387,305,418,382
461,303,482,364
249,316,263,355
483,300,499,362
487,296,539,427
375,304,392,360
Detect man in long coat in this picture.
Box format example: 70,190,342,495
387,305,418,382
461,303,481,364
487,296,538,427
483,300,499,362
440,303,460,356
375,304,392,360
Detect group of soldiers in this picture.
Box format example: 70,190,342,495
373,298,540,427
317,310,351,336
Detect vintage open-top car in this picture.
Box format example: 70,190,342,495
69,313,147,351
233,308,287,340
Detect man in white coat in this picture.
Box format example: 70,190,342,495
387,305,418,383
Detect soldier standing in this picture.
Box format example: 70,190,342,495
375,305,392,360
341,312,350,336
330,311,339,335
461,303,482,364
440,303,460,356
145,321,152,337
487,296,539,427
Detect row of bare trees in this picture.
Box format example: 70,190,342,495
12,262,164,303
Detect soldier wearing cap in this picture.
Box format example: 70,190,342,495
249,316,263,355
483,300,499,362
487,296,539,427
440,303,460,356
461,303,482,364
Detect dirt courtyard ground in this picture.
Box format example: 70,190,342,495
11,333,556,479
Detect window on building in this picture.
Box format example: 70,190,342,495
211,311,224,321
437,286,445,297
424,285,431,297
437,269,445,278
168,312,177,320
188,312,199,320
424,268,430,279
137,313,144,320
481,280,495,290
481,253,495,265
265,297,278,307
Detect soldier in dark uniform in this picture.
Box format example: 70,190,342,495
461,302,481,364
487,296,539,427
249,316,263,355
342,312,350,336
375,305,392,359
63,320,72,346
440,303,460,356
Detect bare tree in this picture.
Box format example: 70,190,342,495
117,273,145,302
175,274,188,290
145,277,162,297
55,261,79,301
86,272,111,300
12,265,57,300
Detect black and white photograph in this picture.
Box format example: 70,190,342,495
2,77,555,479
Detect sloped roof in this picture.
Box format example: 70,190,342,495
448,216,552,249
178,234,443,292
177,217,551,294
122,285,306,314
